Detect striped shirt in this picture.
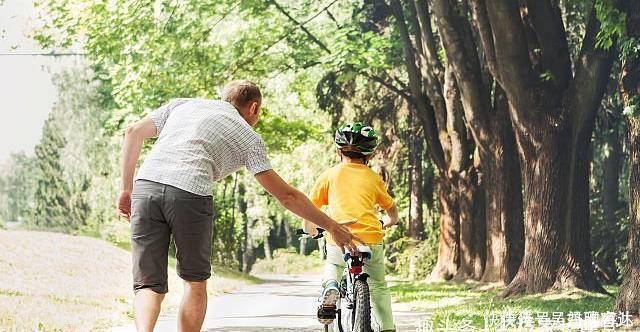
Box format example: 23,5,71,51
135,99,272,196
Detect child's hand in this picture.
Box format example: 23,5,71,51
381,216,398,229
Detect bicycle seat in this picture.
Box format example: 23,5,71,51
343,245,372,263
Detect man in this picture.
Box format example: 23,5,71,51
116,80,363,332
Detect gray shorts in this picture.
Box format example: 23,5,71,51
131,179,214,294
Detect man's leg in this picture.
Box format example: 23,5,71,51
134,289,165,332
168,188,215,332
178,280,208,332
131,181,171,332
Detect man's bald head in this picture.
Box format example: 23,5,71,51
221,80,262,109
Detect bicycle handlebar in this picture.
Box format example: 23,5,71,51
296,220,385,240
296,228,325,239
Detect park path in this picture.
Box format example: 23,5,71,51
112,274,426,332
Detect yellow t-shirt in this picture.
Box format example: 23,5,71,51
310,162,394,245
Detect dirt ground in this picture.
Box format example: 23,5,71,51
0,230,250,331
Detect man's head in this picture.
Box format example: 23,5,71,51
221,80,262,127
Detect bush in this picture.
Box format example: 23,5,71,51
387,233,438,280
251,248,323,275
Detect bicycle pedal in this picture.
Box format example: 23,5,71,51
317,304,337,324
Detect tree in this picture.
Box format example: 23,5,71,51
408,105,425,240
388,0,526,282
0,153,37,224
615,0,640,316
469,0,621,295
32,112,70,228
416,0,525,283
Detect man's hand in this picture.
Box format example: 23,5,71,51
117,190,132,222
118,117,157,222
328,220,365,254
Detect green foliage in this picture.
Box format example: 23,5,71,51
622,95,640,118
325,28,395,72
387,236,438,280
594,0,626,50
620,37,640,58
389,281,618,330
539,70,555,82
0,153,37,223
255,110,320,153
251,248,323,275
32,112,71,228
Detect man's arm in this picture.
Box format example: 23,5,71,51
254,170,363,253
382,203,399,229
117,118,158,220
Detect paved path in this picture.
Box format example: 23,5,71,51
113,274,425,332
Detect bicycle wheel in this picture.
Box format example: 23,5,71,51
351,279,373,332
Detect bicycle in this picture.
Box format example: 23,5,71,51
297,227,374,332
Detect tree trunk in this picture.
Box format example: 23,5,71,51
602,119,623,218
263,232,272,261
476,0,615,296
282,218,293,248
429,176,459,281
409,105,425,240
615,0,640,316
615,118,640,316
503,127,572,296
559,116,606,293
238,183,255,273
421,0,526,284
454,166,485,281
299,237,307,256
480,87,524,283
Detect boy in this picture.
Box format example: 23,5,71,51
304,122,399,332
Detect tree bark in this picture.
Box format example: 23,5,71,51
263,231,273,261
299,237,307,256
409,105,425,240
481,86,524,283
502,127,572,296
616,118,640,315
427,0,525,284
602,117,623,218
429,176,459,281
238,183,256,273
392,0,469,281
615,0,640,316
474,0,615,296
454,166,486,281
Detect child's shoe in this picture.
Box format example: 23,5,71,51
317,280,340,324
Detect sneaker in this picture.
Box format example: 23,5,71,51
317,280,340,324
320,280,340,306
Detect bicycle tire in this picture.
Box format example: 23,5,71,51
351,279,373,332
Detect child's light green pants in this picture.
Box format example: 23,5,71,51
323,244,395,331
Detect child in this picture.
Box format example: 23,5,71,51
304,122,399,332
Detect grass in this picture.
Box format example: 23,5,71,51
251,248,324,275
389,280,623,331
0,229,261,331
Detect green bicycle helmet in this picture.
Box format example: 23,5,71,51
334,122,379,156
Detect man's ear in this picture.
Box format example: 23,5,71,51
250,101,259,115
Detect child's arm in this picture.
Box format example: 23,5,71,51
302,171,329,236
382,203,399,229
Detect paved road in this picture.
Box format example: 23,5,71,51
113,274,425,332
